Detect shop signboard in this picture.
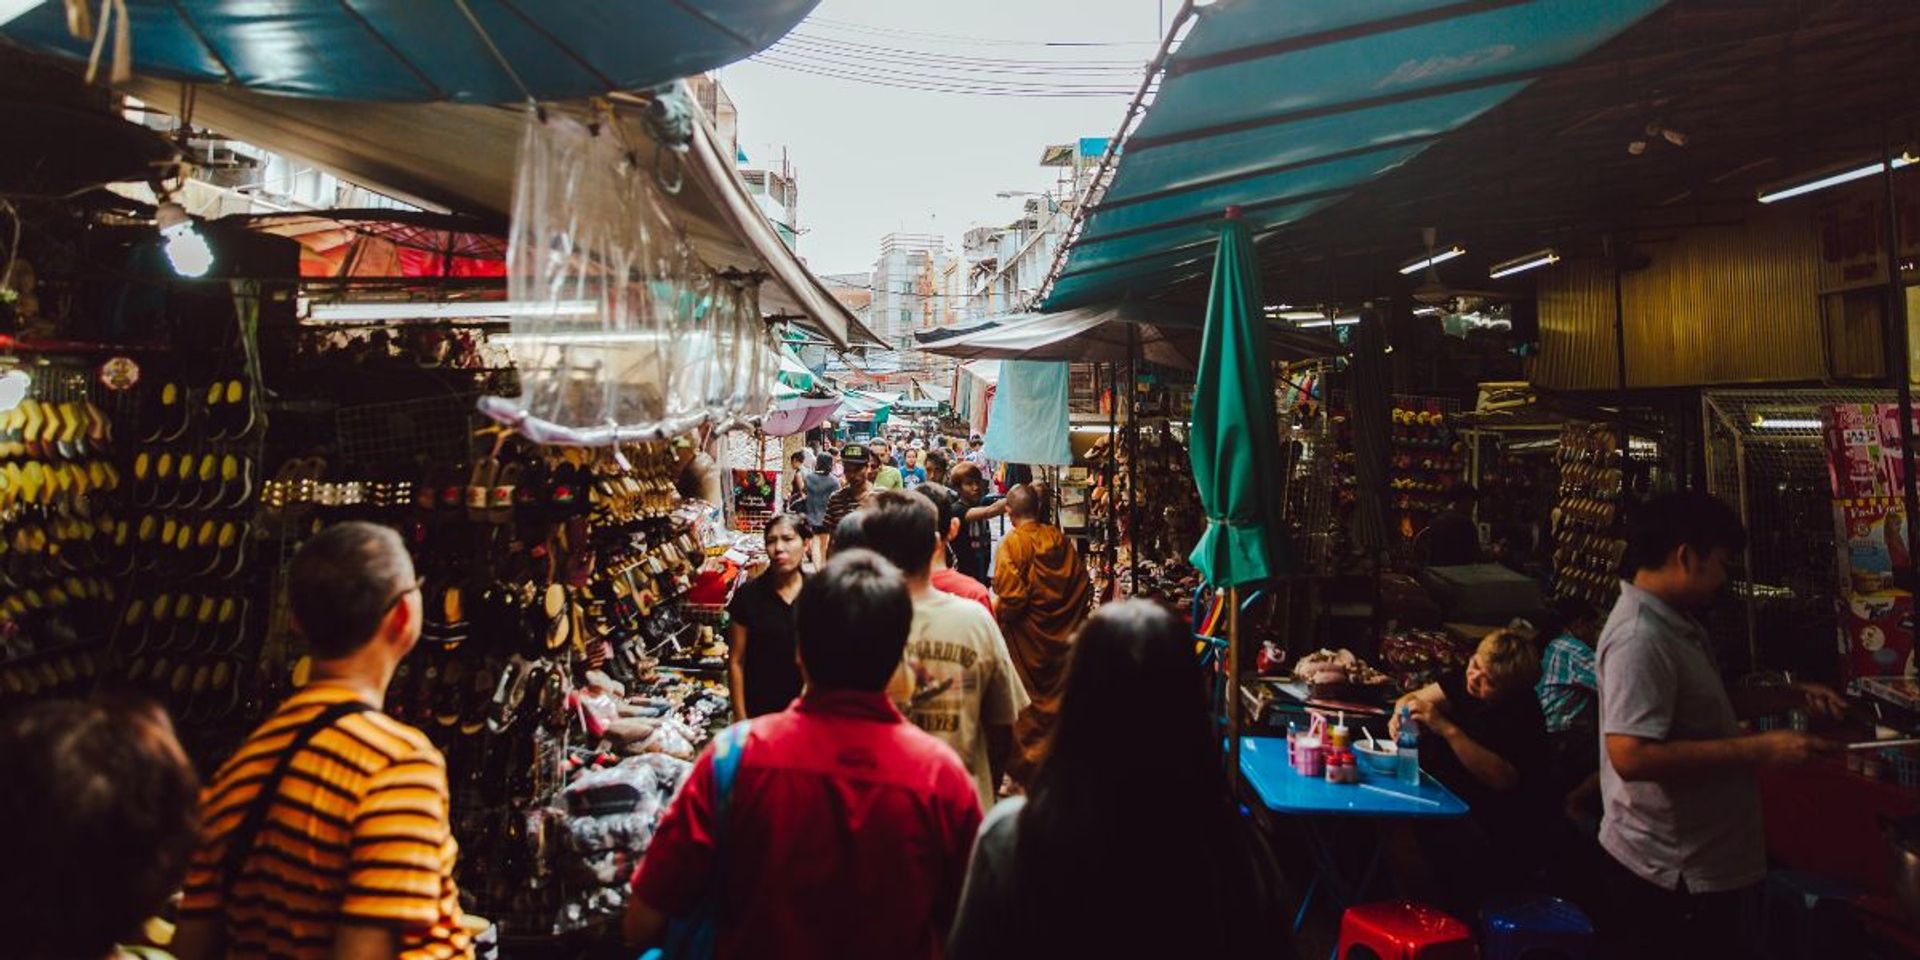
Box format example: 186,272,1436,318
1839,589,1915,679
1833,498,1911,594
1822,404,1920,677
732,469,778,532
1819,403,1920,499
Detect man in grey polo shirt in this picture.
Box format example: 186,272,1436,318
1597,491,1844,959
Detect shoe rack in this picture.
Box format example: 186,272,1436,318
0,359,130,704
111,311,270,736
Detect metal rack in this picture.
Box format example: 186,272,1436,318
335,392,484,472
1703,388,1892,673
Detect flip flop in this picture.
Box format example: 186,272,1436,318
466,459,500,523
490,462,524,525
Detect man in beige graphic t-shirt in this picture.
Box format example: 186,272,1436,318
862,490,1027,805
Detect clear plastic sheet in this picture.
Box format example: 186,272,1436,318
485,105,777,446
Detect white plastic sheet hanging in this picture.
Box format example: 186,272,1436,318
483,105,775,445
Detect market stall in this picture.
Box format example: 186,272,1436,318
0,9,859,948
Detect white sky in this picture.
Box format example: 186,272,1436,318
715,0,1167,276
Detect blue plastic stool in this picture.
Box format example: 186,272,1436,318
1479,895,1597,960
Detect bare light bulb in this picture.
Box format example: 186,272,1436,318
156,202,213,278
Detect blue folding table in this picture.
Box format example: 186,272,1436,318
1239,736,1468,943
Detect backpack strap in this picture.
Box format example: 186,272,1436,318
709,719,751,817
217,699,373,899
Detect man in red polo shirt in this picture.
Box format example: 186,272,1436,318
624,550,983,959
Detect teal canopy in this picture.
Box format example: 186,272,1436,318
2,0,820,103
776,346,816,392
1043,0,1665,310
1187,217,1288,587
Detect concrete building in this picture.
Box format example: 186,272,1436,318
869,232,946,348
740,153,799,250
964,137,1110,319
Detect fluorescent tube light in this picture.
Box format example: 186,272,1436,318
1298,316,1360,329
308,300,599,322
1750,416,1822,431
1412,306,1444,317
1758,153,1917,204
1489,247,1561,279
1399,246,1464,275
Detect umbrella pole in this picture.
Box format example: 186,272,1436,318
1127,325,1141,596
1106,361,1120,598
1227,584,1242,792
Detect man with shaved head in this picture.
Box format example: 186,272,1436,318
992,483,1091,787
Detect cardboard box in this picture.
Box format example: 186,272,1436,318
1839,589,1915,680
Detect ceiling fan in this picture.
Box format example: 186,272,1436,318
1408,226,1507,308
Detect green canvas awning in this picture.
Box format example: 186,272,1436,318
1042,0,1666,310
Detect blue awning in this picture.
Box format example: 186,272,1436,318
2,0,821,103
1042,0,1665,310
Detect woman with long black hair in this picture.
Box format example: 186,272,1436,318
946,600,1291,958
728,513,811,720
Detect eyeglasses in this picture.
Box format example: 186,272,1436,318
381,577,425,613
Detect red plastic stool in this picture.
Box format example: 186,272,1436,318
1338,901,1477,960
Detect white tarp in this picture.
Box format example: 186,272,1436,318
121,79,880,350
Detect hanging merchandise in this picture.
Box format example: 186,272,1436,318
1551,422,1629,608
484,105,778,447
982,359,1072,466
1085,421,1203,608
0,363,128,704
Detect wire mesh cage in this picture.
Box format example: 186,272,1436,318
336,393,483,473
1703,388,1894,674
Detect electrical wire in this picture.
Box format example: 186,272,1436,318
779,32,1147,69
748,54,1137,97
806,15,1158,48
755,44,1140,88
755,49,1138,90
770,38,1142,80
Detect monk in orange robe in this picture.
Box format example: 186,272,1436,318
993,483,1091,786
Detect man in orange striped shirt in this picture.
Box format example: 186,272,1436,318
173,522,471,960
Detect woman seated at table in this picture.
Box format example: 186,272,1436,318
1389,630,1551,901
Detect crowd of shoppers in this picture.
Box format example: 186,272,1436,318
1,475,1858,960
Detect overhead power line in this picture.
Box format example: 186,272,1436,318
806,15,1159,49
747,54,1137,97
780,31,1147,69
760,44,1140,86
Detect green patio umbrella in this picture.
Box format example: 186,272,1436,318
1188,212,1289,586
1186,210,1290,786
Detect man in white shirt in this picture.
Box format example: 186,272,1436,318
1596,491,1844,958
862,490,1027,807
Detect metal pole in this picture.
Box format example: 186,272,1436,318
1881,132,1920,592
1610,236,1629,398
1106,360,1120,596
1128,324,1142,596
1735,438,1758,672
1227,584,1242,793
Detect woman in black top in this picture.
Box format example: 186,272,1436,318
947,600,1290,959
728,514,810,719
1388,629,1551,906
